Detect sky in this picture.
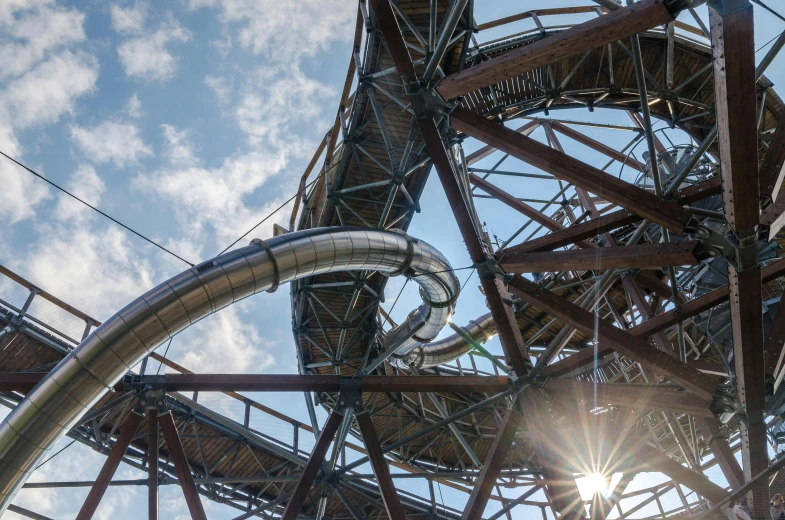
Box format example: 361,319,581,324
0,0,784,518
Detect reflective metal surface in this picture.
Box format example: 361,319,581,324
0,227,459,511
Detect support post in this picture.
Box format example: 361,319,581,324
355,412,406,519
281,411,344,520
148,412,158,520
710,1,768,514
158,411,207,520
75,412,145,520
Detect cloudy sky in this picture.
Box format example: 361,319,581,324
1,0,784,518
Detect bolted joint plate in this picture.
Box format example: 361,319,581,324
475,255,506,282
705,0,751,15
336,377,363,413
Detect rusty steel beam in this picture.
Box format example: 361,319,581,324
766,296,785,376
75,412,145,520
622,275,673,353
0,372,46,393
158,411,207,520
436,0,678,99
166,374,511,393
469,173,589,239
549,121,646,171
0,373,512,394
760,194,785,241
760,111,785,204
464,120,540,165
355,412,406,520
501,242,701,273
451,107,693,233
500,209,639,254
367,0,531,377
543,379,714,417
540,257,785,378
461,409,523,520
508,276,717,399
148,412,158,520
281,411,343,520
696,416,744,490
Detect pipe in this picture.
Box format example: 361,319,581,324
0,227,459,512
394,312,496,368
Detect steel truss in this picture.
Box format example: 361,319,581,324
3,0,785,518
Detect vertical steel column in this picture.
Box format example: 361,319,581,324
75,412,145,520
281,411,344,520
158,411,207,520
355,412,406,520
148,412,158,520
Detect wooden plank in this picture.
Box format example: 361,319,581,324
465,121,539,165
550,121,646,171
711,4,768,513
451,107,693,233
543,379,713,416
469,173,568,233
622,275,673,353
437,0,676,99
356,412,406,520
158,411,207,520
508,276,717,399
501,242,700,273
695,416,744,489
759,112,785,203
760,194,785,241
477,6,601,31
75,412,145,520
281,411,343,520
461,409,523,520
500,210,638,254
541,257,785,378
711,6,759,236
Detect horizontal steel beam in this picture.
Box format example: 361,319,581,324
2,373,512,394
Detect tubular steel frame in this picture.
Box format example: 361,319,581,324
2,0,785,518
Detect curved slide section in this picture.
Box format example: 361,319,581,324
0,227,461,511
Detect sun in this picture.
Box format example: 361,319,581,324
575,472,624,500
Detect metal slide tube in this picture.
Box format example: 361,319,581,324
393,312,497,368
0,227,459,512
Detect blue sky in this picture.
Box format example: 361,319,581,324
1,0,784,518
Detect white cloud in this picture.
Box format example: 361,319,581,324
126,92,143,118
70,121,152,167
0,159,50,225
204,74,231,103
53,163,105,222
172,306,275,373
160,124,197,166
110,2,147,34
117,17,190,81
189,0,355,63
21,224,156,318
1,51,98,129
0,1,86,81
134,125,290,243
236,67,334,147
0,4,95,226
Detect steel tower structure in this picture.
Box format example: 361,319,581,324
2,0,785,518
